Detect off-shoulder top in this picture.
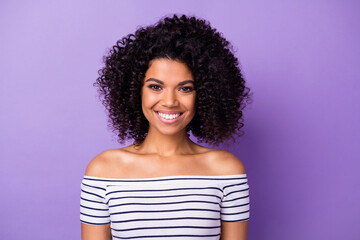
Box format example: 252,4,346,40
80,174,250,240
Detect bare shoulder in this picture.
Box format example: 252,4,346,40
206,149,246,175
84,148,127,178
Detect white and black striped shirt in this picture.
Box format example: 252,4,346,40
80,174,250,239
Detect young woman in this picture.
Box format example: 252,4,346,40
80,14,252,240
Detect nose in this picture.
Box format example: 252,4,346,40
161,89,179,107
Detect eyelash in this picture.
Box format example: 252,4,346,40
180,86,194,92
148,84,194,92
149,84,162,91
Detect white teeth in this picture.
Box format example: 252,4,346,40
157,112,181,120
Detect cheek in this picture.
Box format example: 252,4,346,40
141,95,153,122
141,91,157,110
187,95,196,111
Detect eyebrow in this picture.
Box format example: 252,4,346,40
145,78,194,86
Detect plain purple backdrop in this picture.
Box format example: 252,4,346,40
1,0,359,239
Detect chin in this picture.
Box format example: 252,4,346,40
151,124,188,136
158,128,185,136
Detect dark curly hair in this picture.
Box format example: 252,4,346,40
94,14,252,146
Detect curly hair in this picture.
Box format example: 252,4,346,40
94,14,252,146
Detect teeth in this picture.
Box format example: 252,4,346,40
158,112,181,120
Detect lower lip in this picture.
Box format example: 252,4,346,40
155,111,182,124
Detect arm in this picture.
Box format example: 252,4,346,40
215,151,249,240
81,151,113,240
220,220,248,240
81,223,112,240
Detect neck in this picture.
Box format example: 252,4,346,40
136,127,195,157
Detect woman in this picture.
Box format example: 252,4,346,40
80,14,252,240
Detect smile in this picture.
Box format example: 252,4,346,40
156,111,182,120
154,111,184,124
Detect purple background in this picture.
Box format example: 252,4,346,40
1,0,359,239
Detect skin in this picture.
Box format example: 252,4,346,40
81,58,248,240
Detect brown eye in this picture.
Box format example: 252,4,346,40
180,86,194,92
149,84,162,91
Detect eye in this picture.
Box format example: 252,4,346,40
180,86,194,92
148,84,162,91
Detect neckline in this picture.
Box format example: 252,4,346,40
84,174,247,181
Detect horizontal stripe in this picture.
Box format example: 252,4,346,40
82,182,106,191
80,212,110,218
221,202,249,208
81,220,110,225
111,225,221,232
80,197,104,204
221,210,250,215
223,187,249,197
112,216,221,224
112,233,221,239
80,204,108,211
108,193,221,203
106,186,223,196
110,208,220,216
221,217,250,222
109,199,219,208
222,182,247,190
222,194,249,202
81,189,104,199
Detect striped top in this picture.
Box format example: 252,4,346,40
80,174,250,240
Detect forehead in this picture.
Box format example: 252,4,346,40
144,58,194,82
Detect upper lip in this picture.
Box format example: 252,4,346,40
155,110,183,114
